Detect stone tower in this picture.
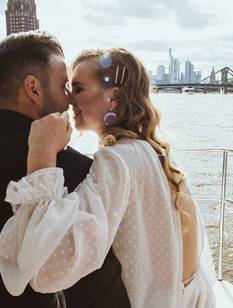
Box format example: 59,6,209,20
5,0,39,35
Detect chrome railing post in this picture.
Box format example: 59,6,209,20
217,150,228,281
174,148,233,281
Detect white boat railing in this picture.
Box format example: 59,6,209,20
173,148,233,281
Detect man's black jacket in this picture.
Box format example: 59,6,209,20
0,110,131,308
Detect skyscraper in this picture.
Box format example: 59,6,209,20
210,67,216,84
180,72,184,83
156,65,166,83
168,48,174,83
185,61,194,83
173,58,180,83
5,0,39,36
195,71,202,83
168,49,181,83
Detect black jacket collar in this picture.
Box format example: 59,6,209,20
0,109,33,132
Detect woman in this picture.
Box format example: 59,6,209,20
0,48,216,307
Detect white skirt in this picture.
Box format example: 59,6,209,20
182,270,216,308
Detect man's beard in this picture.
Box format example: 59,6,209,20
41,87,67,117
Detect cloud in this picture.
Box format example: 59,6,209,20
0,0,7,11
80,0,214,29
212,34,233,46
0,0,7,39
161,0,214,29
83,13,127,26
82,0,165,18
127,39,170,52
80,0,168,26
174,9,214,29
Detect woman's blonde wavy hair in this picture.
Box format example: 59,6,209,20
72,48,190,231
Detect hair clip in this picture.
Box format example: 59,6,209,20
114,65,119,84
120,66,126,84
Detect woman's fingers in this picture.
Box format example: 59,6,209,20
61,111,69,121
67,120,73,136
29,111,72,156
61,111,71,133
27,110,73,173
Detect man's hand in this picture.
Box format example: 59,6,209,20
27,112,72,174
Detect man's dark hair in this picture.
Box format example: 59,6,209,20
0,31,64,104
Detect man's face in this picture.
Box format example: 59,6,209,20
41,54,70,116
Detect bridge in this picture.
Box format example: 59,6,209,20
152,67,233,94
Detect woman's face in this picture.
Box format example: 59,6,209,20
71,60,110,133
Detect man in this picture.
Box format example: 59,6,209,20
0,31,131,308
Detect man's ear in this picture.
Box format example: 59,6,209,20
23,75,43,105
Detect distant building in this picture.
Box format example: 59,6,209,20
173,58,180,83
156,65,166,83
163,74,169,83
185,60,194,83
168,48,174,83
210,67,216,84
150,73,157,85
5,0,39,36
148,70,153,86
168,49,181,83
191,64,195,82
180,72,185,83
195,70,202,83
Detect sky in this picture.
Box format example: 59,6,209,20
0,0,233,77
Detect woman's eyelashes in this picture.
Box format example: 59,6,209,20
76,86,84,94
72,86,84,96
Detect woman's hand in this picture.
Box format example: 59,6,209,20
27,112,72,174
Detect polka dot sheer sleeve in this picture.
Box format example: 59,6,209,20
0,148,130,296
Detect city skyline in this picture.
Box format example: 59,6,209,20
152,48,203,84
0,0,233,77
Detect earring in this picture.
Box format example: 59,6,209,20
104,108,118,126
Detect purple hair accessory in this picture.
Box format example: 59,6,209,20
104,109,118,126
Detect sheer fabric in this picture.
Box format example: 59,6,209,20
0,139,215,307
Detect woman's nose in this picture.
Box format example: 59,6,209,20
69,96,75,106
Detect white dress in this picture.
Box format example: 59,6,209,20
0,139,215,308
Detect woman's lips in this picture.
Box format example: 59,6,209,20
73,108,82,118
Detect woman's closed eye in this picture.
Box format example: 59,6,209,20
72,86,84,96
75,86,84,94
